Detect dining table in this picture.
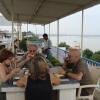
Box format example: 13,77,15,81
0,74,79,100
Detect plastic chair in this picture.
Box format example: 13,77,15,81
77,67,100,100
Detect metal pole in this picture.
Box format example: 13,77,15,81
19,23,22,40
27,21,28,40
81,10,84,57
49,24,50,39
17,22,22,40
44,24,45,33
57,20,59,59
35,24,37,35
11,0,14,52
11,18,14,52
17,23,19,39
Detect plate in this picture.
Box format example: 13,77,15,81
14,76,20,80
60,79,69,82
54,73,64,78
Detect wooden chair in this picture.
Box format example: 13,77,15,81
77,67,100,100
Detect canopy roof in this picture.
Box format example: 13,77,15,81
0,0,100,24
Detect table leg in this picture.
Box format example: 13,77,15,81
59,89,76,100
6,92,25,100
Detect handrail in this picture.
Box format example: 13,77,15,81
82,57,100,67
51,47,100,67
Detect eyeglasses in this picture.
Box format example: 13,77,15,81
8,57,13,60
29,50,36,53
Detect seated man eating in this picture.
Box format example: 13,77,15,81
59,48,93,96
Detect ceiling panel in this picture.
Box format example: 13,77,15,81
0,0,100,24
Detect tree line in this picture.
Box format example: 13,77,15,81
58,42,100,63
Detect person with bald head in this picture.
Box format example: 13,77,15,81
59,48,93,96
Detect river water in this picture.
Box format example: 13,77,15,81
49,36,100,52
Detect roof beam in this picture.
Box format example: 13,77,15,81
30,0,46,21
0,0,11,18
47,0,83,6
30,0,82,22
33,0,46,15
58,0,100,19
15,13,57,19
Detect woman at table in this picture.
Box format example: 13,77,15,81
0,49,20,84
17,55,60,100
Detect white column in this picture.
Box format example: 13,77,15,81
81,10,84,57
11,18,14,52
35,24,37,35
44,24,45,33
17,22,22,40
49,23,50,39
27,21,29,40
11,0,14,52
19,23,22,40
17,23,19,39
57,20,59,58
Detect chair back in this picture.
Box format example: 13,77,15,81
77,67,100,100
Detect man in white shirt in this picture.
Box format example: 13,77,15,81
42,33,52,59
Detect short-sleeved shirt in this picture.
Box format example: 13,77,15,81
63,59,92,85
41,39,52,50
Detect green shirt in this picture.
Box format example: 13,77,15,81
63,59,93,85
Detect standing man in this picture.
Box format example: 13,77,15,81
42,33,52,59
